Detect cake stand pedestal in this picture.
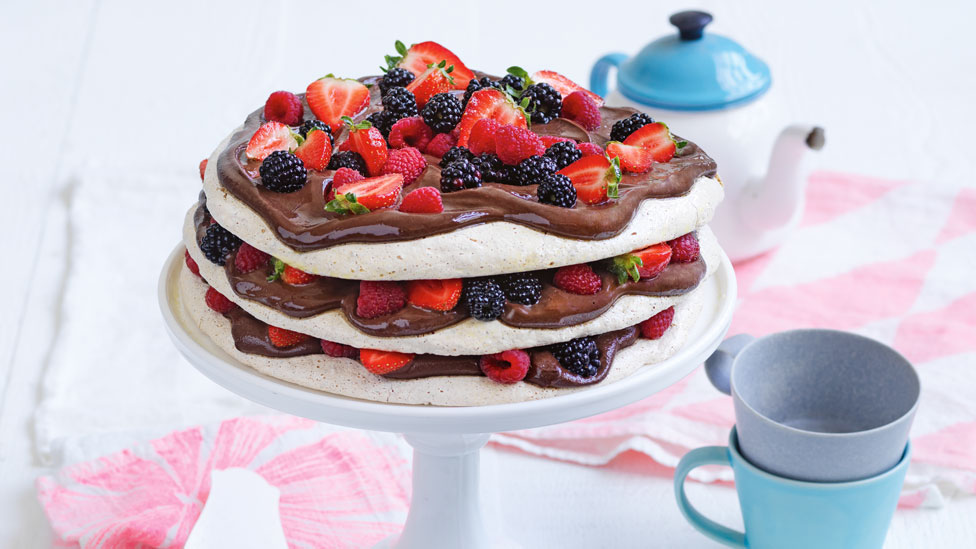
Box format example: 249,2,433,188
159,245,736,548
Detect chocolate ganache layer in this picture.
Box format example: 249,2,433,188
213,76,717,252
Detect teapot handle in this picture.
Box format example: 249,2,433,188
589,53,627,98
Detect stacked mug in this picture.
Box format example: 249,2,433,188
675,330,920,549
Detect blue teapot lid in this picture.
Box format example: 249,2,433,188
617,11,771,111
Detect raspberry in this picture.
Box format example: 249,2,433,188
479,349,530,384
199,159,208,181
553,264,602,295
381,147,427,184
539,135,573,148
561,91,602,131
234,242,269,273
639,307,675,340
399,186,444,214
668,233,700,263
185,249,201,277
388,116,434,151
205,286,236,314
426,132,458,157
495,125,545,165
356,280,406,319
332,167,364,186
268,326,309,348
467,118,500,155
578,142,604,157
263,91,303,126
321,339,358,358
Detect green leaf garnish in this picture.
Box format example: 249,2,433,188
326,192,371,216
605,156,622,199
267,258,285,282
384,40,409,71
608,253,644,284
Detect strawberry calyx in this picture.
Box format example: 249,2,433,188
325,192,371,215
267,258,286,282
341,115,372,132
606,156,622,199
383,40,410,72
609,253,644,284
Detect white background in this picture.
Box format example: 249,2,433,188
2,0,975,547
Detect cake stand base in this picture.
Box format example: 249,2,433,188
159,245,736,548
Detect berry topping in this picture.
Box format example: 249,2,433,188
359,349,415,375
467,118,500,155
356,280,407,319
234,242,269,273
200,223,242,266
282,264,317,285
668,233,700,263
185,249,201,277
577,142,604,157
550,337,600,378
425,132,458,158
557,155,621,205
473,153,509,183
382,86,419,120
479,349,530,384
439,146,475,168
331,167,364,188
406,278,463,311
610,243,673,283
328,173,404,214
381,146,427,184
306,76,370,133
606,141,654,173
553,264,602,295
610,112,655,143
522,82,562,124
406,60,456,109
268,326,309,348
387,40,473,89
199,159,208,180
343,117,389,176
366,111,395,138
463,77,501,106
245,121,299,161
399,186,444,214
561,90,602,131
379,67,416,95
421,92,463,134
388,116,434,151
502,274,543,305
263,90,303,126
456,89,527,148
464,278,506,321
495,124,545,166
536,173,577,208
440,158,482,193
530,70,604,106
544,140,583,171
294,128,333,171
327,150,367,174
298,119,334,144
639,307,675,340
259,150,308,193
321,339,358,358
623,121,677,163
512,155,557,186
539,135,573,148
205,286,236,314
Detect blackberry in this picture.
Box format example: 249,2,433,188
328,151,367,174
438,146,475,168
440,158,482,193
421,93,463,134
544,140,583,170
550,337,600,378
379,67,415,95
522,83,562,124
464,279,506,321
463,77,500,106
381,86,418,119
503,274,543,305
298,119,334,144
512,155,557,186
366,111,395,138
536,173,577,208
199,223,242,266
474,153,508,183
259,150,307,193
610,112,655,142
499,73,525,92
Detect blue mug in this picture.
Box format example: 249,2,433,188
675,428,910,549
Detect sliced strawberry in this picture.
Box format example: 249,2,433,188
606,141,654,173
406,61,455,108
405,278,463,311
245,121,299,161
609,243,673,283
456,89,527,147
344,117,389,176
268,326,309,348
360,348,414,374
306,76,370,133
282,265,317,285
623,122,677,163
389,40,473,89
558,155,621,205
531,70,604,106
293,129,333,171
329,173,404,212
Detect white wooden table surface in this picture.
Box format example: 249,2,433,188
2,0,974,547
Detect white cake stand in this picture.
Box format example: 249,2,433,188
158,244,736,548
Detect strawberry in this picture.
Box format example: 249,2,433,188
359,349,414,375
268,326,309,348
456,89,527,147
327,173,404,214
622,122,677,163
557,155,621,205
245,121,299,161
293,128,333,171
610,243,673,283
406,278,463,311
399,186,443,214
386,40,473,89
199,159,208,180
531,70,604,106
467,118,500,155
606,141,654,173
406,60,455,108
305,76,370,133
343,117,388,176
282,265,317,285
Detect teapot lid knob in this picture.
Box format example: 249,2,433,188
669,10,713,41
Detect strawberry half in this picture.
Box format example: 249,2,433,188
406,60,455,108
623,122,677,163
606,141,654,173
268,326,309,348
306,75,370,133
388,40,473,89
344,117,389,176
360,349,414,374
609,243,673,283
531,70,604,106
456,89,527,147
245,121,299,161
294,129,333,171
405,278,463,311
328,173,404,214
558,155,621,205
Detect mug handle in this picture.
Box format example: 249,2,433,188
674,446,747,548
589,53,627,98
704,334,755,395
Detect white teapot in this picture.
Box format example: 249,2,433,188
590,10,824,262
